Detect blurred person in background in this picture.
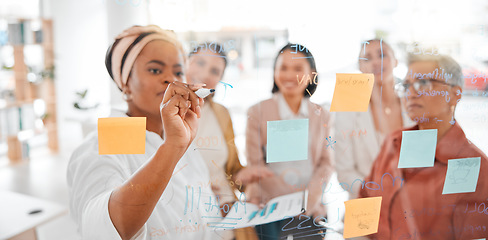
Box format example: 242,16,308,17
360,54,488,239
335,39,414,198
243,43,334,240
186,42,268,240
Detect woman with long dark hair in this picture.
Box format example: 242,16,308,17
243,43,334,240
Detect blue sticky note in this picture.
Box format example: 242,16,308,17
442,157,481,194
266,119,308,163
398,129,437,168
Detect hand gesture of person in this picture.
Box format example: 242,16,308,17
160,82,205,150
235,165,275,185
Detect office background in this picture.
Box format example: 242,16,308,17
1,0,488,239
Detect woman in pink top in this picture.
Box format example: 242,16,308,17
243,43,334,240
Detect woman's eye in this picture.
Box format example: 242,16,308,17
211,69,220,76
176,72,184,77
419,80,429,86
149,68,161,74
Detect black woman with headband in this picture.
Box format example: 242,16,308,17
68,25,220,240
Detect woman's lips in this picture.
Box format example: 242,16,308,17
282,82,298,88
407,103,422,109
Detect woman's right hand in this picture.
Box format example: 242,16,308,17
160,82,204,150
235,165,274,185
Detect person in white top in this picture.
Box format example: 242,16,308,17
67,25,223,240
334,39,415,198
186,43,265,240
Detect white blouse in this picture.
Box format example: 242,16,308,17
193,103,234,240
334,107,415,198
193,103,234,204
67,110,222,240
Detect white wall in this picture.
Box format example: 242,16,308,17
105,0,148,109
47,0,110,148
45,0,152,147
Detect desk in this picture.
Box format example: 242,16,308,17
0,191,67,240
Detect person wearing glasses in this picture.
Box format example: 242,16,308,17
335,39,414,198
359,54,488,239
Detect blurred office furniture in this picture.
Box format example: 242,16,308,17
0,191,67,240
0,19,57,162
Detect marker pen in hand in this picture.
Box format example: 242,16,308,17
194,88,215,98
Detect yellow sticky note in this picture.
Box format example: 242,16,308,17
343,196,382,239
330,73,374,112
98,117,146,155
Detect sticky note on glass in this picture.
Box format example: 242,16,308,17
266,119,308,163
344,196,382,238
330,73,374,112
398,129,437,168
442,157,481,194
98,117,146,155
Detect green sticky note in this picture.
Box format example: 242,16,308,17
442,157,481,195
398,129,437,168
266,119,308,163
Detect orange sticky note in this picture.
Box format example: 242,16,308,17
98,117,146,155
330,73,374,112
343,196,382,239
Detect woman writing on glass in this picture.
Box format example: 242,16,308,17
244,43,334,240
68,25,220,240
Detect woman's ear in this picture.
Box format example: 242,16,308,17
122,78,132,95
451,86,462,105
122,87,130,95
121,85,133,101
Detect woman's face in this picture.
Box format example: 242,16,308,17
359,41,398,85
274,50,312,98
401,61,460,122
125,40,185,118
187,51,226,90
